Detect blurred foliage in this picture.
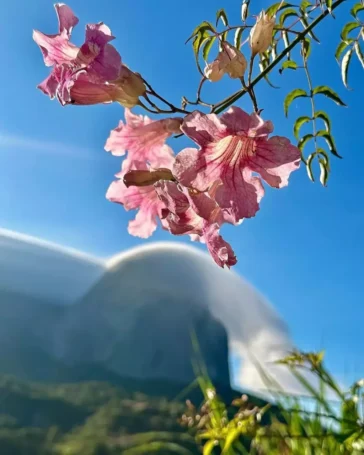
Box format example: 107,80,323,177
182,349,364,454
0,373,268,455
0,348,363,454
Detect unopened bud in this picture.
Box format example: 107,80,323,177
113,65,146,108
249,11,275,56
221,42,247,79
205,42,247,82
123,168,174,188
204,60,225,82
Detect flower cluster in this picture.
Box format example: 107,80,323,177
33,3,145,106
34,4,300,268
105,106,300,267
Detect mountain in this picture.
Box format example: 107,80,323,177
0,228,294,391
0,230,292,454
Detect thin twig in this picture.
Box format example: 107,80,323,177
142,78,191,114
184,77,213,108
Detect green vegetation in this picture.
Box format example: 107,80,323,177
184,350,364,454
0,374,267,455
0,375,195,455
0,350,362,454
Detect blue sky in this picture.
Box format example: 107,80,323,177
1,0,363,385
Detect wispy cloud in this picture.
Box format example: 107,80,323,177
0,132,102,161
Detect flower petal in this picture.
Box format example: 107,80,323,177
214,168,264,221
33,29,79,66
155,181,204,236
106,160,162,239
128,205,159,238
105,111,179,167
67,75,118,105
33,4,79,66
248,136,301,188
174,145,264,221
37,72,60,99
220,107,273,137
203,222,237,268
55,3,79,36
181,111,227,147
85,22,115,46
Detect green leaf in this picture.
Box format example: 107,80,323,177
289,367,334,414
326,0,333,12
203,440,217,455
284,88,308,117
351,3,364,18
186,21,215,44
259,57,280,88
216,8,229,26
241,0,249,22
280,60,298,73
266,2,296,17
341,47,354,88
306,153,315,181
314,110,331,132
341,22,360,41
222,428,241,453
335,40,350,62
319,159,329,186
294,116,311,139
354,41,364,68
298,133,314,151
302,38,311,59
282,30,290,49
234,27,244,49
279,8,299,26
271,41,278,60
202,36,216,61
300,16,320,42
313,86,347,106
341,399,360,433
300,0,312,14
316,147,330,165
316,130,342,158
220,30,228,43
193,29,210,58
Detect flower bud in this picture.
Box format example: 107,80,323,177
204,60,226,82
204,42,247,82
249,11,275,56
123,168,174,188
221,42,247,79
113,65,146,108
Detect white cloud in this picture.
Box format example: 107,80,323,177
105,242,301,394
0,229,316,395
0,132,101,160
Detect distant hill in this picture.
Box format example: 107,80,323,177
0,375,271,455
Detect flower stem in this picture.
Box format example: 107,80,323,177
212,0,346,114
142,78,191,115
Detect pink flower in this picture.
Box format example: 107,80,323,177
105,109,182,166
106,160,169,238
34,4,145,106
33,4,79,66
155,181,237,268
106,137,175,238
174,107,300,223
